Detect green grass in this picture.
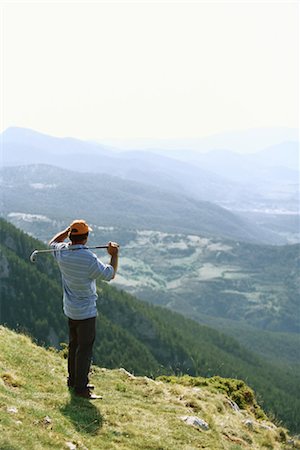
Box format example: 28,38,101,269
1,326,299,450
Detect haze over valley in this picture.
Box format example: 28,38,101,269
2,127,299,243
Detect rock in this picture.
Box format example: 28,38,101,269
259,423,274,431
43,416,52,425
225,399,240,412
7,406,18,414
65,442,76,450
260,421,276,430
143,376,156,383
192,387,201,393
180,415,209,431
243,419,254,430
119,368,136,379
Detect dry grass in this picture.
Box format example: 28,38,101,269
0,326,298,450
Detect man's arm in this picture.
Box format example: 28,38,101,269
48,227,70,245
107,241,119,279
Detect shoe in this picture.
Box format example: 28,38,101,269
74,389,102,400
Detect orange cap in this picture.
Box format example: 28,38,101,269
69,219,92,235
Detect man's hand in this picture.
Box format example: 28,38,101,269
107,241,119,256
49,227,70,245
107,242,119,277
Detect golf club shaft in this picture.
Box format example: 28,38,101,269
30,245,110,262
34,245,108,253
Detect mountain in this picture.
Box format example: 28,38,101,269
3,127,298,186
1,127,256,206
177,145,299,185
1,218,300,433
2,326,299,450
0,164,283,244
2,126,299,244
168,143,299,234
2,126,112,165
98,126,299,153
251,141,299,171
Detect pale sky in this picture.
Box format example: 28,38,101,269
0,1,299,142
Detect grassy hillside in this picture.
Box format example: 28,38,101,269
1,326,299,450
1,218,300,433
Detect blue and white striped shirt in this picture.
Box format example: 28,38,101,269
50,242,114,320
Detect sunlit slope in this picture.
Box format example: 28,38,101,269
1,326,298,450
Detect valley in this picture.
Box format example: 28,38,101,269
1,218,300,433
4,213,300,368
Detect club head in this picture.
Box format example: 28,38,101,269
30,250,38,263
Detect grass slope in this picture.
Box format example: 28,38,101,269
1,326,298,450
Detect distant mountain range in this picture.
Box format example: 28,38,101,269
2,127,299,243
174,143,299,183
98,126,298,153
1,163,287,245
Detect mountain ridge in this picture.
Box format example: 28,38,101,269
1,163,286,244
2,126,298,243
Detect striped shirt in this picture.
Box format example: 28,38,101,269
50,242,114,320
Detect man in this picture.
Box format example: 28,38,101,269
49,219,119,400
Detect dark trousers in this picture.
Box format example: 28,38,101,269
68,316,96,393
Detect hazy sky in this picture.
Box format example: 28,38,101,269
1,1,298,142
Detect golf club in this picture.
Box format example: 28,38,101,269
30,245,109,263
